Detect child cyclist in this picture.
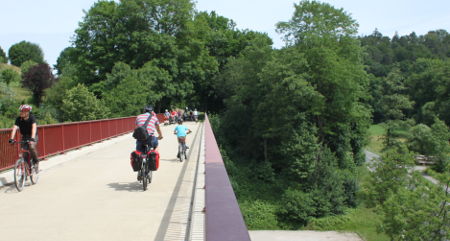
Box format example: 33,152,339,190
173,119,191,158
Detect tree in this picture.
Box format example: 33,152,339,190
380,174,449,240
407,58,450,125
276,0,370,169
71,0,194,84
366,144,415,206
377,67,413,121
44,74,77,120
0,68,20,85
22,63,55,106
20,60,38,75
0,46,7,63
8,41,44,67
102,62,170,117
61,84,109,121
276,0,358,46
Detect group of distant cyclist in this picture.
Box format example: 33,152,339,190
163,107,199,125
7,104,198,191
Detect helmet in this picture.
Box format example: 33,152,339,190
144,105,153,113
19,104,32,112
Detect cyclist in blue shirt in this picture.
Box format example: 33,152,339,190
174,120,191,158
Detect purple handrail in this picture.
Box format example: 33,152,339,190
204,114,251,241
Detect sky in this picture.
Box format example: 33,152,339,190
1,0,449,68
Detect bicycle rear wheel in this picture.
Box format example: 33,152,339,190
30,162,39,184
142,160,147,191
179,144,184,162
14,158,26,192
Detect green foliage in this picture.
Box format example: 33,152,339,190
102,62,169,117
0,46,7,63
407,119,450,172
44,75,77,120
0,68,20,85
20,60,38,76
366,144,414,206
276,0,358,46
61,84,110,121
306,207,389,241
376,67,413,121
8,41,44,67
240,200,279,229
279,188,316,227
407,58,450,125
71,0,194,83
379,174,449,240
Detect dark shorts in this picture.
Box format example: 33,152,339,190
21,135,38,150
136,135,158,152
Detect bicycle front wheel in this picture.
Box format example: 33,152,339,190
30,162,39,185
14,158,26,192
148,170,152,184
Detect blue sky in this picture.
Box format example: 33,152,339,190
1,0,449,68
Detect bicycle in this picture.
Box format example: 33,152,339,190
137,143,156,191
12,140,39,192
177,135,189,162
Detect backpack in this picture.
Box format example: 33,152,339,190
132,113,152,141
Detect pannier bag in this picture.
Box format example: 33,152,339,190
147,149,160,171
130,151,142,171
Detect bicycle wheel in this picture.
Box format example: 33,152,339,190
142,159,147,191
148,170,152,184
14,158,26,192
179,144,184,162
30,162,39,185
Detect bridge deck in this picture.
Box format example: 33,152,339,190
0,122,203,241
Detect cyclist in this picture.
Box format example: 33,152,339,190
174,119,191,158
193,108,198,122
135,106,163,153
9,104,40,170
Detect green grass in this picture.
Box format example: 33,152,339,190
366,124,386,154
306,207,389,241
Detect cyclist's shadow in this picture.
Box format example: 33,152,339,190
107,182,143,192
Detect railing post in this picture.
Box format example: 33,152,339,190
61,125,65,151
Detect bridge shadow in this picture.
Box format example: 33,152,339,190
107,182,143,192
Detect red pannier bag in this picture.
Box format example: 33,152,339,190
147,149,160,171
130,151,142,171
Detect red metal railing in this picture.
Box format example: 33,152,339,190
0,114,165,171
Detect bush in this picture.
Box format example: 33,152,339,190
0,68,20,85
240,200,279,229
278,188,316,227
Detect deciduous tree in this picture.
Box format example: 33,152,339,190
8,41,44,67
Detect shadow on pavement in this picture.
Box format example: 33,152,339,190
107,182,143,192
161,158,183,163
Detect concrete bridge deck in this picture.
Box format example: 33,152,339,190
0,121,203,241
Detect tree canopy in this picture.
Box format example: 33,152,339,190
8,41,44,67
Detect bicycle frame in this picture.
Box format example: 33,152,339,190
13,140,38,192
138,144,153,191
177,138,187,162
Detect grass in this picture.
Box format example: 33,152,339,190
366,124,386,155
306,207,389,241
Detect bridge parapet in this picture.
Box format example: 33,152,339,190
203,114,251,241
